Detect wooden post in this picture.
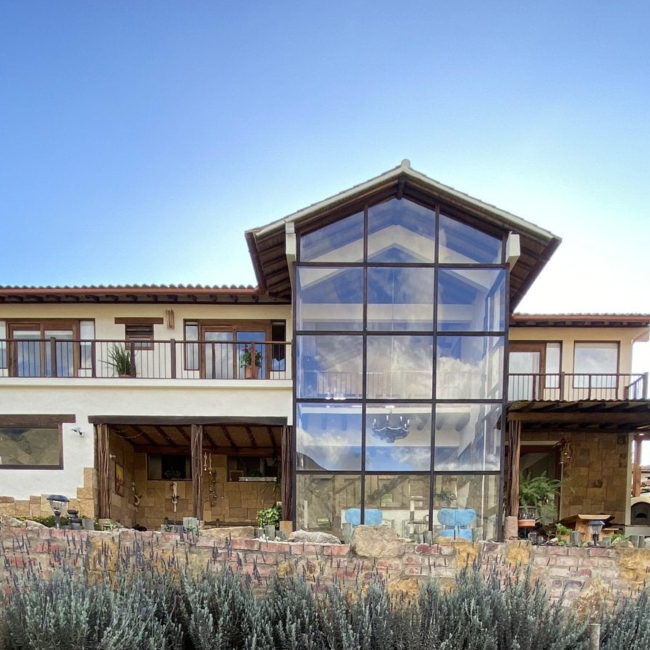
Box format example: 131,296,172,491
632,434,643,498
96,423,111,519
191,424,203,520
508,419,522,517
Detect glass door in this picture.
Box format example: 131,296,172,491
236,330,266,379
203,330,234,379
10,325,75,377
508,344,543,400
44,329,74,377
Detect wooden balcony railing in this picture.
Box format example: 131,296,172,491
508,372,648,401
0,339,292,381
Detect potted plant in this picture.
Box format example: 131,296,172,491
240,345,262,379
106,344,134,377
518,472,563,527
257,503,281,539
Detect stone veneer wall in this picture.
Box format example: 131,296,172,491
0,467,97,520
108,432,280,530
1,525,648,608
523,431,629,523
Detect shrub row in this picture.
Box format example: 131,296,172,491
1,564,648,649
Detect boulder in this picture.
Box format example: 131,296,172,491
288,529,341,544
351,525,404,558
201,525,254,540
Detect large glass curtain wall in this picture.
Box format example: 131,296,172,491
295,198,507,540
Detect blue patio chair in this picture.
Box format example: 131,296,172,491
344,508,383,527
437,508,476,541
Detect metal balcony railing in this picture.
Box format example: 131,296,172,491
0,339,292,381
508,372,648,401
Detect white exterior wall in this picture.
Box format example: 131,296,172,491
0,302,293,502
509,326,648,375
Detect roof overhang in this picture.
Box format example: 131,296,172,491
508,400,650,433
0,285,288,304
246,161,561,306
511,314,650,328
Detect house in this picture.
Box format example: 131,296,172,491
0,160,648,540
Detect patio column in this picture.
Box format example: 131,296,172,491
96,423,111,519
191,424,203,520
507,419,522,517
280,425,295,521
632,433,643,498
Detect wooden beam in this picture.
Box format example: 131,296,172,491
0,414,75,426
633,434,643,498
191,424,203,521
508,420,521,518
508,412,650,424
87,415,288,425
203,427,219,448
173,426,190,443
132,445,275,456
96,423,111,520
244,425,257,448
154,425,176,446
219,425,238,450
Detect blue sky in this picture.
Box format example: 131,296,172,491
1,2,649,368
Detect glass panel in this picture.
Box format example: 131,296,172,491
0,427,60,467
297,335,363,399
365,404,431,471
296,473,361,537
365,474,430,538
297,267,363,331
439,214,502,264
367,198,435,263
300,211,364,263
296,403,362,470
367,268,434,331
545,342,561,389
436,336,504,399
367,335,433,400
184,323,199,371
44,330,74,377
236,331,266,378
204,331,234,379
574,342,618,389
508,350,541,400
437,269,505,332
434,403,501,471
79,320,94,370
433,474,499,541
13,330,42,377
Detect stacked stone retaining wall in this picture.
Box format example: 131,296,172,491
1,525,648,608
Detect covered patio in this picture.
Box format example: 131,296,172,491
92,417,293,531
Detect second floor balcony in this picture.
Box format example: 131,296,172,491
0,338,292,381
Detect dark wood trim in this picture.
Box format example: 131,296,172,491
88,415,288,425
509,412,646,423
114,317,164,325
0,423,63,470
507,420,521,517
191,424,203,520
0,414,75,426
97,423,111,519
133,445,275,456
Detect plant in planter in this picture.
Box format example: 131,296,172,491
240,345,262,379
256,504,281,528
106,344,134,377
519,472,563,526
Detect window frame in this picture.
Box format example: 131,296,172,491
0,420,64,470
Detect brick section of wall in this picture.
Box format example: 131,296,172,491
1,526,648,606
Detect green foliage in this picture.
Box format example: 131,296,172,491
256,503,281,528
239,345,262,368
555,523,572,537
519,473,563,524
1,560,649,649
106,344,134,376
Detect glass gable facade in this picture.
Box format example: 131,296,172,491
294,197,507,540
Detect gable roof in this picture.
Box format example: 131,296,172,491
246,160,561,307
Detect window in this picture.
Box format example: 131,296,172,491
125,323,154,350
147,453,191,480
574,342,619,390
0,426,62,468
227,456,278,482
184,322,199,371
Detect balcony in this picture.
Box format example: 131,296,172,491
508,372,648,401
0,339,292,381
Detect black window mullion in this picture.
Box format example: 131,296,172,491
429,202,440,531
